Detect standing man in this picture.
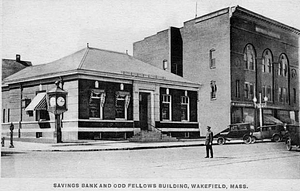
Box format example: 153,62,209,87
205,126,213,158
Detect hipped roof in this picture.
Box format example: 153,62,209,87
3,47,200,87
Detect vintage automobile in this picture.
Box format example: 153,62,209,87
285,125,300,151
251,124,286,143
215,123,254,145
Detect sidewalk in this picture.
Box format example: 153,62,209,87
1,139,207,154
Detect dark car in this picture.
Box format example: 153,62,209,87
215,123,254,145
251,124,286,143
285,125,300,151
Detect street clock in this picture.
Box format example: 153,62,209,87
47,81,68,115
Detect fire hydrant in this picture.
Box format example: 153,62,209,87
9,122,14,148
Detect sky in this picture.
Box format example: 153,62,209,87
2,0,300,65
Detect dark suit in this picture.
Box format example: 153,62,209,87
205,130,213,158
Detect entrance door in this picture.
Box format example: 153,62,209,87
139,92,150,130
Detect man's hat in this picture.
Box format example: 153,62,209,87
207,126,211,129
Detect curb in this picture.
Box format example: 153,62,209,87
1,143,205,153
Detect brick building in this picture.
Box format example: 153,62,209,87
2,47,200,142
133,6,300,135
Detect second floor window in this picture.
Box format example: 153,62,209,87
236,80,240,98
278,54,288,77
243,44,256,71
278,87,288,104
262,49,273,73
244,82,254,100
262,86,272,102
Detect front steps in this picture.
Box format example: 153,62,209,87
129,130,178,142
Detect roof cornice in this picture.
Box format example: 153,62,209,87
2,69,201,89
234,6,300,35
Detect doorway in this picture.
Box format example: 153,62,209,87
139,92,151,130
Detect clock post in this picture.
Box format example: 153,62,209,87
46,81,68,143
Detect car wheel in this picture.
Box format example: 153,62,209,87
273,134,281,142
251,136,256,144
243,135,251,144
217,137,225,145
286,138,292,151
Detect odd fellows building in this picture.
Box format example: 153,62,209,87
133,6,300,135
2,47,200,142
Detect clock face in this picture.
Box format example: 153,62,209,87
57,96,65,106
50,97,56,106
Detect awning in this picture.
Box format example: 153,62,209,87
277,115,293,124
264,115,283,125
25,92,47,111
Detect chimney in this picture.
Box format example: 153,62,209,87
16,54,21,62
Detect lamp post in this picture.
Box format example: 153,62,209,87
253,93,268,128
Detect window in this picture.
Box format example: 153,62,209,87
244,82,254,100
210,49,216,68
243,44,256,70
162,94,171,120
2,109,5,123
262,86,266,99
267,86,272,102
181,96,189,121
278,87,288,103
262,86,272,102
36,110,49,121
7,109,10,122
210,81,217,100
262,49,273,73
278,88,282,102
89,89,106,119
283,88,288,104
115,92,130,119
244,83,249,99
291,69,297,78
249,83,254,99
279,54,288,77
236,80,240,98
294,88,297,104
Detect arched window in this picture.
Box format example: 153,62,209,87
243,44,256,70
278,54,288,77
262,49,273,73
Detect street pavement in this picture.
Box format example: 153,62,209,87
1,138,213,154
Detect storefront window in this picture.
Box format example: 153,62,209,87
231,107,243,124
243,108,254,124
